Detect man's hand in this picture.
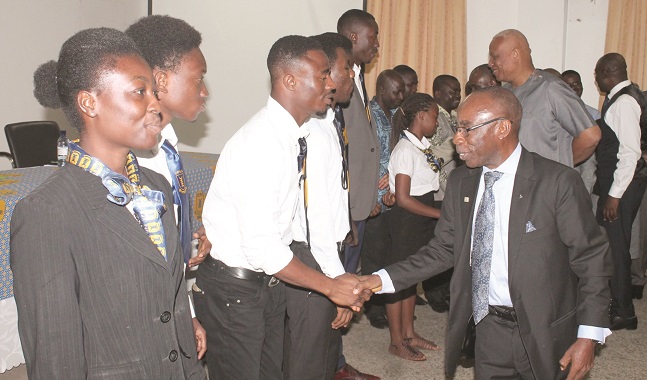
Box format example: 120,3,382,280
188,226,212,267
331,307,353,329
192,317,207,360
378,173,389,190
369,202,382,217
354,274,383,294
382,192,396,207
559,338,596,380
329,273,371,312
603,196,620,222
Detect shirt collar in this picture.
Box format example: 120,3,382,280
403,129,431,149
608,79,632,98
267,96,309,141
483,143,522,176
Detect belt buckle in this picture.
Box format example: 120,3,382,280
267,276,280,287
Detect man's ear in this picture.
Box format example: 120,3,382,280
77,90,96,118
154,70,169,95
497,119,512,139
512,48,520,62
349,32,358,44
283,73,296,91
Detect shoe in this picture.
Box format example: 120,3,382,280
367,313,388,329
610,315,638,331
415,295,428,305
632,285,644,300
334,363,380,380
429,302,449,313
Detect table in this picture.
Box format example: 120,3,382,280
0,152,218,373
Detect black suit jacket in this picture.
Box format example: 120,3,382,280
11,165,205,379
386,148,611,379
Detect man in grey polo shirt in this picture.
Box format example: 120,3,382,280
488,29,600,167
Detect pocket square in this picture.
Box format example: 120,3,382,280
525,221,536,233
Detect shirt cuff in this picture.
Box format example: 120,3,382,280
375,269,395,294
577,325,611,344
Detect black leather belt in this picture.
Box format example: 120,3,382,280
206,255,280,287
488,305,517,322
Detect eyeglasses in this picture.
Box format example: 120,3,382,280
455,117,508,136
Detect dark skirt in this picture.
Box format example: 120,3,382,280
384,191,438,267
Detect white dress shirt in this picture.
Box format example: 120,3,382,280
388,130,440,196
378,143,610,342
604,80,642,199
291,108,348,278
202,96,308,275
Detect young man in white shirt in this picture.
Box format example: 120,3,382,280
196,35,370,380
125,14,210,361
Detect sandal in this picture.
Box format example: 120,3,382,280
405,335,442,351
388,342,427,361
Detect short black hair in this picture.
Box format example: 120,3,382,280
433,74,459,93
337,9,376,36
33,28,142,132
267,35,323,85
310,32,352,64
393,64,417,77
125,15,201,71
561,69,581,78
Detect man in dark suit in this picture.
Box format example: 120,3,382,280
357,86,612,380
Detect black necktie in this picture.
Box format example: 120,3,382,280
297,137,310,246
333,105,353,235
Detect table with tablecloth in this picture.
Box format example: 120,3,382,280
0,152,218,373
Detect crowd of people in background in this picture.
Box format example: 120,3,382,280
9,6,647,380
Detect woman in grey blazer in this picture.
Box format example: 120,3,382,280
10,28,205,379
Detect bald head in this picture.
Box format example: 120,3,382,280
595,52,628,94
376,69,405,110
455,86,521,168
488,29,535,87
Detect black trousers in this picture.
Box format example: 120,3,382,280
475,313,537,380
283,242,340,380
597,176,647,318
194,257,286,380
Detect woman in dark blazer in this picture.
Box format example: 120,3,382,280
10,28,205,379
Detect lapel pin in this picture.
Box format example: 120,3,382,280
519,194,523,199
464,197,470,203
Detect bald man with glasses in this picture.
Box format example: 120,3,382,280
357,86,612,380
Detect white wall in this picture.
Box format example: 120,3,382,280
466,0,608,107
0,0,148,170
1,0,609,172
152,0,363,155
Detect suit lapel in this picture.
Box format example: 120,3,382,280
71,166,172,271
507,149,535,283
460,168,482,254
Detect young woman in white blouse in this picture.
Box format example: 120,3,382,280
385,93,443,361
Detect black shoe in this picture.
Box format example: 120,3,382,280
429,302,449,313
367,314,388,329
610,315,638,331
632,285,644,300
415,295,428,305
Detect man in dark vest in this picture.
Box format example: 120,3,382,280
594,52,647,331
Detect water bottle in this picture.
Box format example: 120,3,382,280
57,130,68,167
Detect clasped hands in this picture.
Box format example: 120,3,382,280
329,273,384,313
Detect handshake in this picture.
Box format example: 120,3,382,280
327,273,384,312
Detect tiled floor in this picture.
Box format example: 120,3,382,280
3,296,647,379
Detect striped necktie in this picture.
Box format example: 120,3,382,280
160,140,192,263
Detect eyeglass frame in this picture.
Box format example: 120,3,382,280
455,117,508,136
